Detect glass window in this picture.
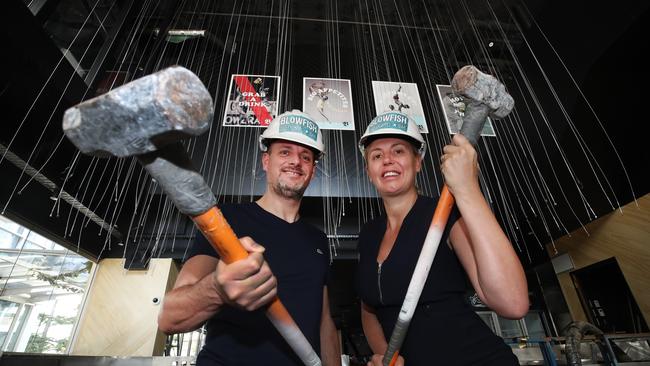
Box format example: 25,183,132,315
523,312,547,340
0,301,20,346
4,304,32,351
610,337,650,362
0,214,94,354
476,311,499,334
0,216,26,249
165,327,205,358
0,228,21,249
499,316,526,338
0,216,23,235
23,231,56,251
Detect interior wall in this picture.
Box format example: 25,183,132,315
71,258,179,356
546,194,650,325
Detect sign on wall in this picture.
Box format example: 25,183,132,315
302,78,355,130
371,81,428,133
223,74,281,127
435,84,496,137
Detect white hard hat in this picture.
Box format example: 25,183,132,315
259,109,325,157
358,111,426,157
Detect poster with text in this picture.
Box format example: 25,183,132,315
302,78,355,130
435,84,496,137
371,81,428,133
222,74,281,127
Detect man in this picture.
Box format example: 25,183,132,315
158,110,340,366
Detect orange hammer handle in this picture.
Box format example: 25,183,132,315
192,206,248,263
431,185,455,230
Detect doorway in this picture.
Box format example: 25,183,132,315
570,257,648,333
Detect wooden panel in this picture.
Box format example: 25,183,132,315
547,193,650,324
71,258,178,356
154,259,179,355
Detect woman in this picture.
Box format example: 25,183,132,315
357,111,528,366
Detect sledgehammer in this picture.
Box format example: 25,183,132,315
62,66,322,366
382,66,514,366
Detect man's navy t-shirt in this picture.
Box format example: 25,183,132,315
187,202,329,366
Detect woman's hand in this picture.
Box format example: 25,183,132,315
440,134,480,197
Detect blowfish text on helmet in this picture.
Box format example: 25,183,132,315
279,114,319,141
368,112,409,133
358,111,426,158
259,109,325,156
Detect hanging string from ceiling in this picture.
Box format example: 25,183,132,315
0,0,637,268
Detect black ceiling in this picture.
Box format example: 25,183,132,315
1,0,649,269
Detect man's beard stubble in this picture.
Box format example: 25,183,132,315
272,180,307,200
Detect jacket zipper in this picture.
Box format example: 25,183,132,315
377,262,384,305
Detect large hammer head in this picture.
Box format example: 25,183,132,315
63,66,213,158
451,65,514,145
